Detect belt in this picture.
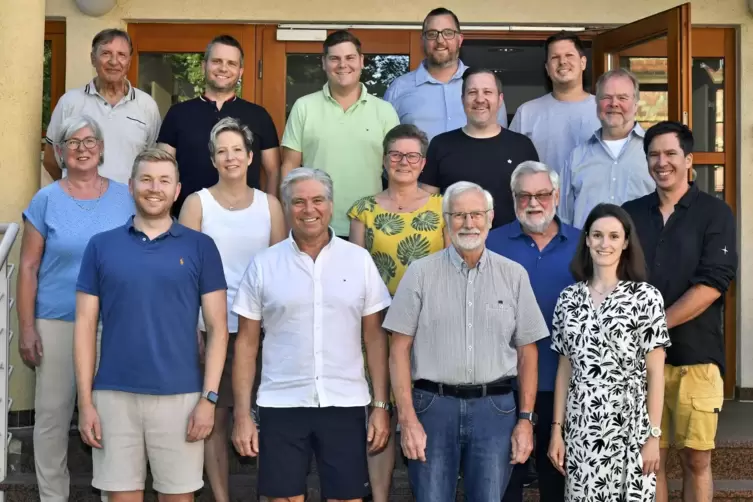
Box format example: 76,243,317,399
414,379,512,399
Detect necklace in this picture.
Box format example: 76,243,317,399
387,188,421,212
65,176,104,211
216,188,251,210
588,281,619,295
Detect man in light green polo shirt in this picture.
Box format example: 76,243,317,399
281,30,399,237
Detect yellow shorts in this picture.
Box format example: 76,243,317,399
660,363,723,451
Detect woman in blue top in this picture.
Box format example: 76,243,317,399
17,115,134,501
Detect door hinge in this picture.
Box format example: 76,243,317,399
258,59,263,80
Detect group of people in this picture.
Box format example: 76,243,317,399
16,6,736,502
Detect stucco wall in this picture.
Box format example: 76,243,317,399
41,0,753,392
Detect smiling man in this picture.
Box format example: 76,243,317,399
420,68,539,229
280,31,399,239
157,35,281,216
44,29,161,183
558,68,655,229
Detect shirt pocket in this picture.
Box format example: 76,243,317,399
485,302,516,339
125,115,150,146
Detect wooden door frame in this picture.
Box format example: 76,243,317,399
126,23,257,101
44,20,66,140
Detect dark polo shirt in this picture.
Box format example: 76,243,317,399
420,127,539,229
76,217,227,395
157,95,279,216
622,183,737,373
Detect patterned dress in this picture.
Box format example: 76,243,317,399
346,193,445,295
551,281,671,502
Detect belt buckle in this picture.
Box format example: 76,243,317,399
437,383,444,397
481,384,488,397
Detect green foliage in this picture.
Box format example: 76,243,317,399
396,234,431,266
42,41,52,131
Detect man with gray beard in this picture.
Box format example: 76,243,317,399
384,181,547,501
487,161,579,502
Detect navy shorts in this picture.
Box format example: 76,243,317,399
258,406,369,499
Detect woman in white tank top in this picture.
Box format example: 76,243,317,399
178,117,286,502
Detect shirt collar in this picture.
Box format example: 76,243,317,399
590,122,645,143
649,181,700,209
199,93,238,105
415,59,468,86
126,215,184,238
448,244,489,272
322,82,369,104
507,215,570,242
85,78,136,102
289,227,338,254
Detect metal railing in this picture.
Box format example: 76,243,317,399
0,222,20,488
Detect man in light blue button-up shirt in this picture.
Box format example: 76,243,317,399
559,68,655,229
384,8,507,141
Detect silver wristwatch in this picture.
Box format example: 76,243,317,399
649,426,662,438
371,400,392,411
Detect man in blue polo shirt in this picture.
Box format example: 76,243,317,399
74,148,229,501
487,160,579,502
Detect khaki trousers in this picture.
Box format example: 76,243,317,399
33,319,101,502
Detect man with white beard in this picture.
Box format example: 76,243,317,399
487,161,579,502
384,181,548,501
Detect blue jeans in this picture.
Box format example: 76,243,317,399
408,387,517,502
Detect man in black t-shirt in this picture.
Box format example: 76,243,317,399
157,35,280,216
420,67,539,228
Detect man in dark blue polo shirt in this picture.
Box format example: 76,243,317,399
74,148,229,500
623,122,737,502
158,34,280,216
487,160,579,502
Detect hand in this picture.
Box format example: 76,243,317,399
19,327,43,367
367,407,390,453
399,418,427,462
641,437,660,476
548,426,566,476
510,420,534,464
232,411,259,457
186,398,215,442
78,403,103,449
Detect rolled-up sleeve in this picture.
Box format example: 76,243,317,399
691,203,737,294
382,262,422,336
512,267,549,346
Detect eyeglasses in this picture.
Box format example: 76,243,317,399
387,151,423,165
445,210,491,222
515,191,555,205
423,29,459,41
63,137,99,150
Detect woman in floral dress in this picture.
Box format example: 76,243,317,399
548,203,670,502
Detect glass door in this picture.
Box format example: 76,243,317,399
257,26,418,137
126,23,256,118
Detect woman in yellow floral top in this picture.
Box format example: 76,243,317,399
347,124,448,502
348,124,449,295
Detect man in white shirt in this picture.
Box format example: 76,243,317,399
230,167,392,502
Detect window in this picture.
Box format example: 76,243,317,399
42,21,66,138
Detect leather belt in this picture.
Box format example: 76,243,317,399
414,379,513,399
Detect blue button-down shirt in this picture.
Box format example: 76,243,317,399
486,217,580,391
559,123,655,229
384,60,507,141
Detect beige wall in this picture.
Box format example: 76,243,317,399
37,0,752,397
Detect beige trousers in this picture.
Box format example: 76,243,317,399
33,319,101,502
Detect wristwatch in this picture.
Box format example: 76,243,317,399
202,390,219,405
649,426,662,438
371,400,392,412
518,411,538,426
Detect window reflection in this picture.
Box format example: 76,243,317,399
693,164,724,199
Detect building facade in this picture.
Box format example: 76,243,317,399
0,0,751,413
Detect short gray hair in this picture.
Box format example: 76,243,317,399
208,117,254,158
442,181,494,215
91,29,133,56
55,115,105,169
510,161,560,193
595,68,640,101
280,167,334,208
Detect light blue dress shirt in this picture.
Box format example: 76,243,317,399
384,60,507,141
559,123,655,229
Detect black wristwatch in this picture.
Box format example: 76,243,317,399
518,411,538,426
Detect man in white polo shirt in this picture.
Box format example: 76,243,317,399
231,167,392,502
43,29,161,184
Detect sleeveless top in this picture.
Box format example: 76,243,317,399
197,188,271,333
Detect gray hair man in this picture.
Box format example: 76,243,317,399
488,161,580,502
231,168,392,502
558,68,655,229
384,180,548,501
43,29,161,183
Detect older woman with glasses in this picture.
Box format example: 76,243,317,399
17,115,134,501
347,124,448,502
